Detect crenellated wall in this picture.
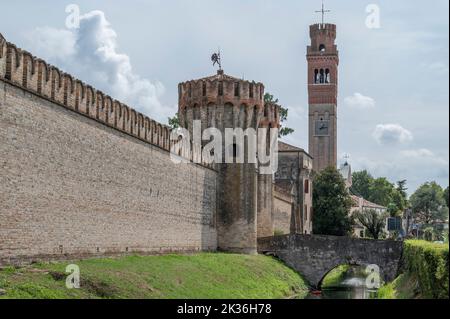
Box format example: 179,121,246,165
0,33,191,159
0,33,218,265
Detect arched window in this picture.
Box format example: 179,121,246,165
234,82,240,97
304,180,309,194
320,69,325,84
193,104,200,120
319,44,326,52
314,69,319,84
325,69,330,83
218,82,223,96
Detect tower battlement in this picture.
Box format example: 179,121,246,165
179,70,265,111
178,70,279,135
310,23,336,34
308,23,338,55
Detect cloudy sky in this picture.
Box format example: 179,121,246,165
1,0,448,194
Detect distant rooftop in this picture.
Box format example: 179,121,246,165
278,141,310,155
351,195,386,210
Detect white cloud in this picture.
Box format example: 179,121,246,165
344,93,375,109
400,149,449,165
400,148,434,158
24,10,173,123
25,27,75,58
372,124,413,145
421,61,449,74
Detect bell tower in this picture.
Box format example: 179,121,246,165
307,22,339,172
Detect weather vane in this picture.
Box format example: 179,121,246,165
315,0,331,24
211,48,222,71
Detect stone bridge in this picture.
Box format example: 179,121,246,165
258,234,404,288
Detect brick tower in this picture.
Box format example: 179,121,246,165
178,70,279,254
307,23,339,172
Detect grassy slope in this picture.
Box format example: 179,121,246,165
0,253,309,299
377,273,419,299
378,240,449,299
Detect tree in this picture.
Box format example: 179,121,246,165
351,171,408,215
264,93,294,137
391,189,405,216
313,167,354,236
168,113,180,129
387,203,399,217
368,177,396,207
396,180,408,200
354,209,387,240
444,186,449,208
350,170,373,199
410,182,448,225
392,180,408,214
423,226,434,242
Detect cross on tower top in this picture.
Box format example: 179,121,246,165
315,0,331,24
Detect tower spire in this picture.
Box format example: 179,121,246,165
315,0,331,24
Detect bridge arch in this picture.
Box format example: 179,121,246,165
317,263,369,290
258,234,403,289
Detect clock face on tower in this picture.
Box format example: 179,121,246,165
315,120,330,136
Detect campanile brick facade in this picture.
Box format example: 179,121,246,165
307,23,339,172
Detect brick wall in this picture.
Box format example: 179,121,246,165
273,188,292,235
0,80,218,265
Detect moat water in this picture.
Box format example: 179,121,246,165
306,268,379,299
307,278,378,299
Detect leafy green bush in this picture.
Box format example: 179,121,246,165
402,240,449,299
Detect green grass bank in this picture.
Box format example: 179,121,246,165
378,240,449,299
0,253,309,299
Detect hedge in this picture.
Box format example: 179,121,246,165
402,240,449,299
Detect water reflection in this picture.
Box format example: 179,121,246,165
307,266,379,299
